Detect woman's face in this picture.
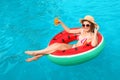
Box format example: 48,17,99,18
82,21,91,32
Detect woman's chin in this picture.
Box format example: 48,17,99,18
84,29,89,32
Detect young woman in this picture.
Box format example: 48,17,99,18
25,15,99,62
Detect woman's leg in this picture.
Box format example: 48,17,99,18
26,54,43,62
25,43,72,56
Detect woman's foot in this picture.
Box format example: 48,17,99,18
26,57,38,62
25,51,37,56
26,54,43,62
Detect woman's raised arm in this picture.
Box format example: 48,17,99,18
91,28,98,47
59,20,81,34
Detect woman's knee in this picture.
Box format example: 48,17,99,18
53,43,61,46
52,43,65,49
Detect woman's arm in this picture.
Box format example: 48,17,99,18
91,29,98,47
59,20,81,34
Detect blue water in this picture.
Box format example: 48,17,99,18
0,0,120,80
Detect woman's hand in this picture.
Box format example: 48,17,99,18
94,28,98,34
94,25,100,34
54,18,61,26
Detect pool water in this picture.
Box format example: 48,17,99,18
0,0,120,80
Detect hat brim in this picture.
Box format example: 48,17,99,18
80,19,98,28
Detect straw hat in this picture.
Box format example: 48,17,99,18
80,15,99,29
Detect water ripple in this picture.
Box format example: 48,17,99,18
0,54,26,75
0,30,13,53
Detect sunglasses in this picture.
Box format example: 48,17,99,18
82,24,91,27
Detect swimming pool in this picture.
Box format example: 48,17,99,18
0,0,120,80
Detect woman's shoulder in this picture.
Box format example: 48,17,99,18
77,28,83,33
